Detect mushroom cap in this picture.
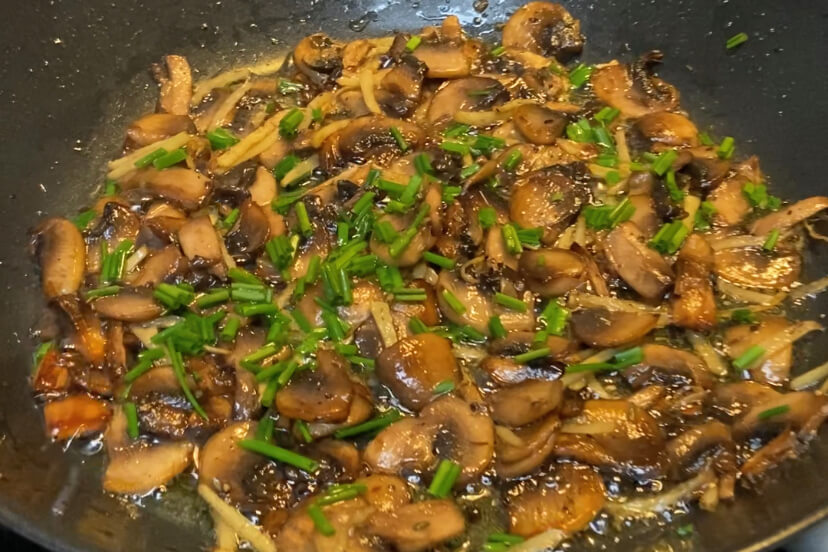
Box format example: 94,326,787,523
509,167,590,244
275,349,354,423
320,115,424,171
571,307,658,348
604,222,674,300
31,217,86,299
502,2,584,62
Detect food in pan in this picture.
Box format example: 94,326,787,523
28,3,828,550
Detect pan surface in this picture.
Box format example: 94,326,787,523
0,0,826,550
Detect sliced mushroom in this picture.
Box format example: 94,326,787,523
665,421,733,479
725,317,793,386
626,344,713,389
55,295,107,364
199,421,260,502
293,33,343,85
376,333,460,411
605,222,674,300
365,499,465,552
248,166,277,207
43,395,111,440
495,415,560,478
126,244,184,286
634,111,698,148
682,146,731,191
426,77,507,125
412,41,471,79
31,218,86,299
512,104,569,145
155,55,192,116
131,168,210,210
488,380,563,427
734,391,828,441
750,196,828,236
671,234,716,330
225,200,271,260
320,115,424,171
591,58,678,119
571,307,658,347
275,349,354,423
359,474,411,512
519,248,587,297
507,463,605,537
714,245,801,290
91,288,163,322
502,2,583,62
510,167,590,244
127,113,193,147
436,271,535,334
370,211,434,267
378,55,427,117
707,174,752,226
178,215,226,277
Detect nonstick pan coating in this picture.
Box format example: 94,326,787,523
0,1,826,550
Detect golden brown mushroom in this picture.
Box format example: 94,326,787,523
502,2,584,62
31,217,86,299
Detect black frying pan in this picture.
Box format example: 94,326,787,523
1,0,827,550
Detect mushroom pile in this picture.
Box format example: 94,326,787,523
28,3,828,551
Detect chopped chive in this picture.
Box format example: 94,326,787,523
206,128,239,150
442,185,462,204
676,523,695,538
134,147,167,168
32,341,54,370
405,35,422,51
443,123,470,138
273,154,301,182
651,149,678,176
743,181,781,211
413,153,433,175
399,174,423,205
502,149,522,171
472,134,506,156
317,483,368,506
266,235,295,269
717,136,735,160
291,309,313,333
124,402,140,439
763,229,780,251
488,316,507,339
348,356,375,370
494,292,527,313
295,202,312,236
758,404,790,420
279,108,304,139
219,207,240,230
103,179,119,196
295,420,313,443
460,163,481,180
478,206,497,229
726,32,749,50
423,251,456,269
568,64,593,88
165,340,208,419
220,317,241,342
390,126,408,152
152,147,187,170
238,439,319,473
441,141,470,156
594,106,620,124
255,361,287,382
228,267,264,286
393,288,427,302
501,224,522,254
694,200,717,230
539,300,569,336
311,107,324,123
334,409,402,439
565,361,617,374
84,285,121,300
730,309,757,324
441,289,466,315
72,209,97,230
276,360,299,388
428,459,461,498
649,220,689,254
664,170,685,202
490,45,505,57
612,346,644,369
433,380,455,395
376,178,406,197
409,318,429,334
196,288,230,308
351,191,376,216
243,343,280,364
514,347,550,364
307,503,335,536
257,414,275,441
699,131,715,146
388,204,429,257
278,78,305,95
733,345,765,369
487,533,525,545
516,227,543,248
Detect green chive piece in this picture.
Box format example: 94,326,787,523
104,179,119,196
694,200,717,230
257,414,276,441
594,106,620,124
717,136,735,160
442,185,462,203
413,153,433,176
565,361,617,374
433,380,455,395
351,191,376,216
422,251,456,270
676,523,694,538
291,309,313,333
390,126,408,152
502,149,523,171
196,288,230,308
166,340,208,419
124,402,140,439
72,209,97,230
220,317,241,342
487,532,525,545
514,347,550,364
568,64,593,88
316,483,368,506
228,267,264,286
295,420,313,443
206,128,239,150
237,439,319,473
312,107,324,123
651,149,678,176
539,300,569,336
428,459,461,498
279,108,304,139
733,345,765,370
477,207,497,230
494,292,527,313
388,204,429,257
742,181,781,211
726,32,749,50
758,404,790,420
460,163,481,179
490,45,505,57
84,285,121,300
501,224,522,254
472,134,506,156
219,207,240,230
441,141,470,156
441,289,467,315
295,201,312,236
273,154,301,182
443,123,470,138
405,35,422,51
334,409,402,439
612,346,644,369
278,78,305,95
489,316,507,339
730,309,757,324
763,229,780,251
152,147,188,170
134,147,167,168
649,220,689,254
307,504,335,536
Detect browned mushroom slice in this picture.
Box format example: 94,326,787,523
293,33,343,85
604,222,674,300
376,334,460,411
305,385,374,439
571,307,658,348
126,245,184,286
512,104,569,145
91,288,163,322
426,77,507,125
225,200,271,258
707,174,752,226
672,234,716,330
488,332,576,364
127,113,193,147
33,348,71,394
370,211,434,267
248,166,277,207
143,201,189,240
436,271,535,334
734,391,828,441
275,350,354,423
510,167,589,244
519,248,587,297
711,381,781,419
622,344,711,392
43,395,112,440
365,499,465,552
412,41,471,79
320,115,424,171
391,280,441,327
377,55,427,117
198,421,259,502
507,463,605,537
55,295,107,364
132,168,210,210
555,399,665,479
178,215,226,276
103,407,194,494
495,415,560,478
634,111,698,148
502,2,583,61
155,55,192,116
591,59,678,119
359,474,411,512
665,421,733,479
750,196,828,236
31,217,86,299
488,380,563,427
714,245,801,290
364,416,437,474
725,317,793,386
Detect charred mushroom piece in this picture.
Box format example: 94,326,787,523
725,317,795,386
436,271,534,334
510,167,590,244
734,391,828,441
412,41,471,79
127,113,193,147
320,115,424,171
91,288,164,322
507,463,605,537
44,395,111,440
665,421,733,479
378,55,427,117
707,174,753,226
376,334,460,411
155,55,192,116
604,222,674,300
427,77,508,125
571,307,658,348
750,196,828,236
519,248,587,297
488,380,563,427
591,58,678,119
365,499,465,552
495,415,561,478
714,246,801,290
131,168,210,210
672,234,716,330
31,218,86,299
627,344,713,389
293,33,343,85
55,295,107,364
275,349,354,423
502,2,584,62
634,111,698,148
178,215,226,277
512,104,569,145
126,245,184,286
225,200,271,260
199,421,261,502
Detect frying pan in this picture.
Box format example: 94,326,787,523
0,0,826,550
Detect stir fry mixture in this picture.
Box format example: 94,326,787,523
28,3,828,551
